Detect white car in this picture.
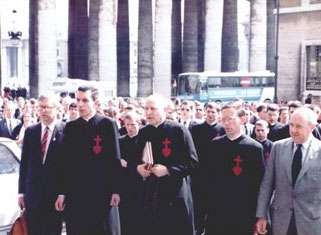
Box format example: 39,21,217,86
0,138,21,233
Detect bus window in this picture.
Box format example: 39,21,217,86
187,76,200,94
262,77,275,87
178,75,201,95
222,77,240,87
249,77,260,87
208,77,221,88
178,76,187,95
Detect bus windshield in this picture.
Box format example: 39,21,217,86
178,74,202,95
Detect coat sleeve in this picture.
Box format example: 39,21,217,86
105,119,122,194
256,142,277,219
18,127,31,194
167,127,199,178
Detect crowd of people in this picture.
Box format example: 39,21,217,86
3,89,321,235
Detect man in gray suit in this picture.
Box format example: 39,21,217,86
255,107,321,235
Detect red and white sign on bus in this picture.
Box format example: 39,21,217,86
240,77,250,87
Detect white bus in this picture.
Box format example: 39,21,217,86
52,78,116,98
176,71,275,103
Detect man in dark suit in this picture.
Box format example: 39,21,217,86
0,101,21,139
180,100,197,132
18,93,65,235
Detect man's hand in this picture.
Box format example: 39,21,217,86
255,218,268,235
18,196,25,210
55,195,65,211
137,163,151,179
120,159,127,168
151,164,170,178
110,194,120,206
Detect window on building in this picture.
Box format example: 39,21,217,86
6,47,18,78
306,45,321,90
310,0,321,4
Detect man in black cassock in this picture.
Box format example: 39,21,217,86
255,120,273,165
135,94,199,235
55,86,122,235
204,102,265,235
191,102,225,235
119,112,143,235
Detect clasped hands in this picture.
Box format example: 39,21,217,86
137,163,169,179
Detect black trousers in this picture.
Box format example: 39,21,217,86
25,202,62,235
65,205,120,235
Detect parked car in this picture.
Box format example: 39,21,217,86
0,138,21,233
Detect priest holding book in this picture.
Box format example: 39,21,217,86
135,94,199,235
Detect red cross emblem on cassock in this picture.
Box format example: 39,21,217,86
93,135,102,154
265,152,270,165
232,155,243,176
162,138,171,158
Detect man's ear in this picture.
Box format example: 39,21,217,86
240,116,246,125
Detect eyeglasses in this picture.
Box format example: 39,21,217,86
38,105,55,111
221,117,237,123
181,108,190,112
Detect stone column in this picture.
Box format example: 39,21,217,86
171,0,182,85
99,0,117,91
88,0,99,81
183,0,199,72
137,0,153,97
204,0,224,71
117,0,130,97
221,0,239,72
266,0,276,72
68,0,88,79
249,0,267,72
154,0,172,98
29,0,57,98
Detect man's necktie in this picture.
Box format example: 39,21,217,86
8,120,12,136
292,144,302,187
41,127,49,159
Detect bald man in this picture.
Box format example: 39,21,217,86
256,107,321,235
134,94,199,235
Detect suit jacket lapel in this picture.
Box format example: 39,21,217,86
35,123,42,163
45,122,62,164
296,138,318,184
284,139,294,183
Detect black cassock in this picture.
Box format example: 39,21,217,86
191,122,225,234
257,139,273,166
119,134,143,235
134,120,199,235
60,114,122,235
204,135,265,235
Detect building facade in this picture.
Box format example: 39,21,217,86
278,0,321,103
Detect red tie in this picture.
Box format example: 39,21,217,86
41,127,49,159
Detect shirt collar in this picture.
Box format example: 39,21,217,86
82,111,96,122
128,133,138,138
206,120,217,126
41,119,57,133
227,133,243,141
296,134,313,149
256,138,267,143
152,117,166,128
